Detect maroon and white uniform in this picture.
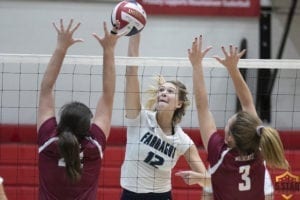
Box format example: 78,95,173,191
38,117,106,200
207,132,272,200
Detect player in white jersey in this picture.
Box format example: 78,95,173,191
120,33,210,200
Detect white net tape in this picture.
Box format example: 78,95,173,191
1,54,300,69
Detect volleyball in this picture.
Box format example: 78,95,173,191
111,0,147,36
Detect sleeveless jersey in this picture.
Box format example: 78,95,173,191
38,117,106,200
121,109,194,193
207,132,269,200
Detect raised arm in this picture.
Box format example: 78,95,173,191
189,36,215,150
37,19,83,131
125,33,141,119
92,22,121,138
214,46,257,116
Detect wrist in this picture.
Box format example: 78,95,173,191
55,46,68,54
227,65,239,71
103,47,115,54
192,64,203,71
227,67,240,75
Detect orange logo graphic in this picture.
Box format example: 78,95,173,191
275,171,300,200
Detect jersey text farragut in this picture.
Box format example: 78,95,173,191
140,132,176,158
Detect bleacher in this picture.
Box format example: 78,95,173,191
1,124,299,199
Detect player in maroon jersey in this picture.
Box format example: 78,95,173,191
176,36,289,200
37,19,121,200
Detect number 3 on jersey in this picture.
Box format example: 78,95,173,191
144,151,164,168
239,165,251,191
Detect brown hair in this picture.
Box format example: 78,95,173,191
57,101,93,182
145,75,190,125
230,111,289,170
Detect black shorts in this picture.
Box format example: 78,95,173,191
120,189,172,200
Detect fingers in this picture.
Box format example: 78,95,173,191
234,46,238,55
103,21,109,35
66,19,74,32
70,22,81,34
60,19,64,32
110,20,120,34
175,171,192,185
213,55,222,64
53,19,81,34
222,45,246,57
221,46,229,57
111,20,126,38
229,45,234,56
73,38,84,43
92,33,101,41
189,35,212,57
238,49,247,58
52,22,59,33
175,171,190,178
190,36,200,52
175,171,184,177
198,35,202,50
93,20,119,40
203,46,213,56
92,20,123,48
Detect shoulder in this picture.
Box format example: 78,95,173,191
81,124,107,159
175,126,192,141
207,131,227,165
126,109,156,127
89,124,106,146
38,117,57,133
38,117,57,146
173,126,194,154
208,131,224,149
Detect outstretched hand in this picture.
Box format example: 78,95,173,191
92,21,123,51
188,35,212,68
175,170,211,187
214,45,246,71
53,19,83,51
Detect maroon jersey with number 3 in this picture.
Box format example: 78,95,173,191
38,117,106,200
207,132,265,200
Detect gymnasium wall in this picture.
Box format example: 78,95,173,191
0,0,299,129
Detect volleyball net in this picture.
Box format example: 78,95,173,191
0,54,300,200
1,53,300,128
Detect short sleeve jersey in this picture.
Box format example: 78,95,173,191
38,117,106,200
121,109,194,193
207,132,266,200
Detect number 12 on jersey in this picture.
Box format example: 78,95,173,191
144,151,164,168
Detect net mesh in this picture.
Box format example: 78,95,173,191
0,54,300,200
1,53,300,128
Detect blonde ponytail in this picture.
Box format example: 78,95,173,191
260,127,289,170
